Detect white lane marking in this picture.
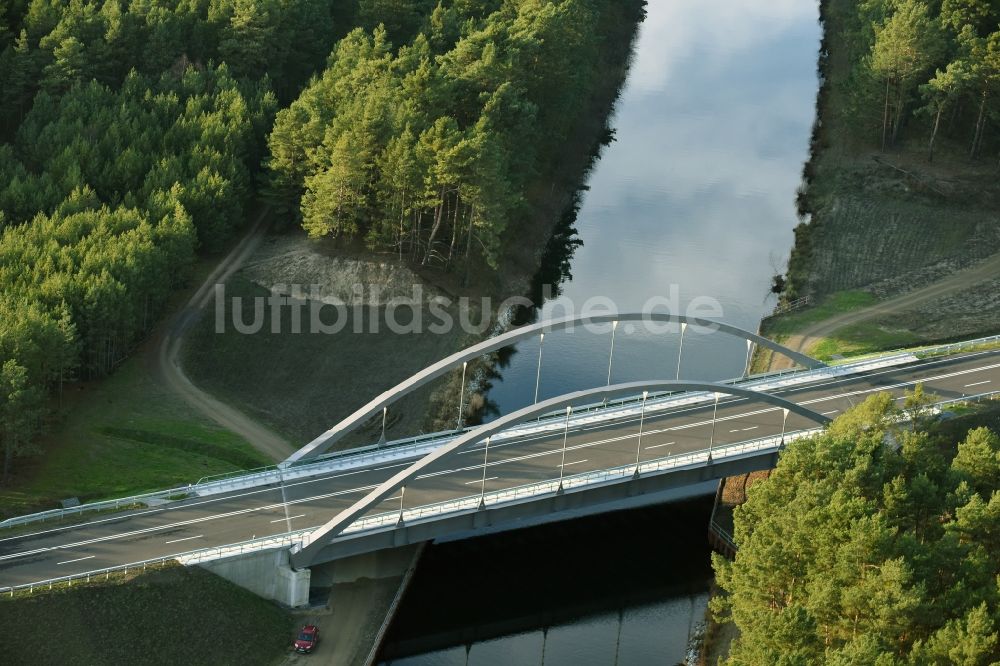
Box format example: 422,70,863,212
822,410,839,415
426,362,1000,477
270,514,305,523
965,380,991,387
742,426,758,431
0,461,389,545
57,555,95,565
456,354,1000,454
644,441,675,450
729,429,741,433
465,477,497,485
0,483,381,563
165,535,203,544
558,459,588,467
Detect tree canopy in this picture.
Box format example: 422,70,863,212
844,0,1000,158
0,0,335,482
713,393,1000,664
267,0,611,270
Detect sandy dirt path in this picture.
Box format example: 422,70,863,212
772,251,1000,369
154,209,295,462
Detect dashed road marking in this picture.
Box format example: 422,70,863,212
57,555,95,565
165,535,203,544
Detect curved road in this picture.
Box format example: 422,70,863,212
156,209,294,461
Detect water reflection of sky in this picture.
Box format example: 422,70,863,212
486,0,822,416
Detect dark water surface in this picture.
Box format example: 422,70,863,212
381,1,821,663
379,498,715,665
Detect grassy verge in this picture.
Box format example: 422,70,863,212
807,321,923,360
0,254,272,519
0,353,270,519
762,290,875,337
182,273,475,448
0,565,293,666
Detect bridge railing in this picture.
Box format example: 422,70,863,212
6,393,997,593
338,427,823,538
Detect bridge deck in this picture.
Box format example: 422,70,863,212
1,349,998,587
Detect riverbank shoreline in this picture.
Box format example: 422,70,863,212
759,0,1000,370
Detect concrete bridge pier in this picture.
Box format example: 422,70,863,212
198,547,311,607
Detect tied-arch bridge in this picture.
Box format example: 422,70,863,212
277,311,831,567
8,313,996,607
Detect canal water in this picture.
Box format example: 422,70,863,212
487,0,823,416
381,1,821,663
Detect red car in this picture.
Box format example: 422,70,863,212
294,625,319,654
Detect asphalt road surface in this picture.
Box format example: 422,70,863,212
2,350,998,587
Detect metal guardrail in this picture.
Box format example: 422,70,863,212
0,529,316,597
0,486,191,530
914,334,1000,359
709,520,737,550
334,389,1000,545
932,390,1000,410
2,339,994,531
824,333,1000,367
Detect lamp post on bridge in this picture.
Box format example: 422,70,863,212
780,408,789,447
534,333,544,404
707,392,720,464
557,405,572,493
396,486,406,525
379,406,387,447
676,322,687,380
457,361,468,430
633,390,648,478
479,436,491,508
743,339,753,378
607,320,619,386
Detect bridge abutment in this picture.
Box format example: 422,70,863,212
198,547,311,607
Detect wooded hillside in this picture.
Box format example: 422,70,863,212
0,0,642,484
